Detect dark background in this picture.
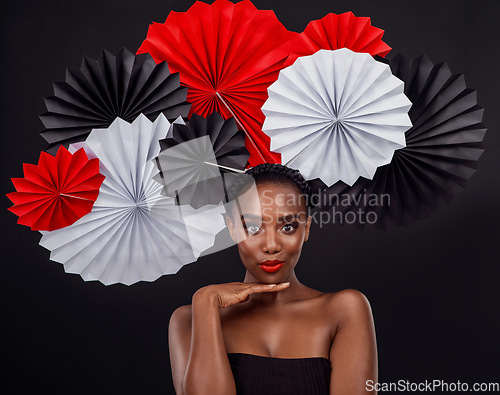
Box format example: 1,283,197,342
1,0,499,394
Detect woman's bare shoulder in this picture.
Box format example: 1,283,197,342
324,288,370,302
169,304,193,332
322,289,373,321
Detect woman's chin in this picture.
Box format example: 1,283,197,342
255,268,292,284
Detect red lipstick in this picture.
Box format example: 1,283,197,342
259,260,284,273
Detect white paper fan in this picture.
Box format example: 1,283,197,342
39,114,226,285
262,48,412,186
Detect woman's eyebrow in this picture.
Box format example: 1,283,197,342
240,214,262,221
277,213,301,222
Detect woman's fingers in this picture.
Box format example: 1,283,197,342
235,283,289,304
244,282,290,294
197,282,291,308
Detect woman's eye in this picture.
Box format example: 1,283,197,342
282,222,299,233
245,224,261,235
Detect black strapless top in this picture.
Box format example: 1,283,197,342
227,353,331,395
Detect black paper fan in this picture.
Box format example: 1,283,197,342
40,47,191,152
310,53,487,230
154,112,250,209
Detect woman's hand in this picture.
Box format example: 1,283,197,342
194,282,290,308
173,282,289,394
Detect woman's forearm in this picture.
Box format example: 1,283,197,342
183,290,236,395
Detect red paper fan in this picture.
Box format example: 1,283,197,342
285,11,391,66
7,146,105,231
137,0,298,167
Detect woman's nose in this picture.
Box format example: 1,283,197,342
263,231,281,254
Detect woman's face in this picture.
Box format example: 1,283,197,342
226,181,311,283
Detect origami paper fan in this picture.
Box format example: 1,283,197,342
154,112,249,208
39,115,226,285
137,0,298,167
7,146,104,231
262,48,412,187
40,48,190,153
160,113,249,169
309,53,487,230
285,11,391,67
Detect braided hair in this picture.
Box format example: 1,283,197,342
224,163,316,217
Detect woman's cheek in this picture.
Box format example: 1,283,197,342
238,237,260,260
284,233,304,254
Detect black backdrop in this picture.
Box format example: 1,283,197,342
1,1,499,394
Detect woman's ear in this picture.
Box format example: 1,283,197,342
304,214,312,242
225,213,238,243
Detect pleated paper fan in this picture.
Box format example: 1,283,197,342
7,146,104,231
40,48,191,153
154,112,249,208
137,0,298,167
160,112,249,169
262,48,412,187
285,11,392,66
309,53,487,230
39,114,226,285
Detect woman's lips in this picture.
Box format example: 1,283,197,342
258,260,284,273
